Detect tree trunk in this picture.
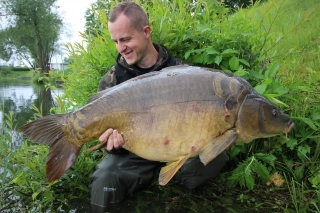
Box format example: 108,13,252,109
33,13,49,75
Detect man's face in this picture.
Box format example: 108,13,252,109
108,14,148,66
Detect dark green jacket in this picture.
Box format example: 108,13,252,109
98,43,185,91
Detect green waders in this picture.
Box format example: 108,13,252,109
89,151,228,213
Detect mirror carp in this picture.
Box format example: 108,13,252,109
18,65,294,185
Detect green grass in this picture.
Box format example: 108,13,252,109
1,70,34,80
267,0,320,76
259,1,320,212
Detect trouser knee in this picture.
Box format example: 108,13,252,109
90,161,125,212
173,152,229,190
90,153,161,213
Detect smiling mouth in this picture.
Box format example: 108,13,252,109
123,50,132,56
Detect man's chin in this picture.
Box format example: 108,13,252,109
124,58,136,65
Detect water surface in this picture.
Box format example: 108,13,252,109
0,79,63,146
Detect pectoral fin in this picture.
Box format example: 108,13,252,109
159,156,188,186
86,141,107,152
199,129,238,165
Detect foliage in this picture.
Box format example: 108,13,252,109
285,176,320,213
11,66,31,71
0,107,100,212
0,0,63,73
0,70,33,80
0,65,30,71
84,0,112,37
0,65,12,76
223,0,263,11
64,11,117,106
227,153,276,190
0,66,32,80
278,67,320,189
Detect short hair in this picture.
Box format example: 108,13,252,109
108,1,149,31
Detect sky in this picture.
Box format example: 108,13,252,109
0,0,96,65
52,0,97,63
57,0,96,44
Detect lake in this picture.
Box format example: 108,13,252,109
0,79,63,147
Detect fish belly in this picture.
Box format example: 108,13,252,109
121,101,232,162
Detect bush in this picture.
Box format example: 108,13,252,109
0,66,12,76
12,66,31,71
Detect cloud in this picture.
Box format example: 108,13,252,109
57,0,96,44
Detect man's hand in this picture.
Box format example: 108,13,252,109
99,128,124,151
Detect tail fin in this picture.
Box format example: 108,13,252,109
18,114,81,182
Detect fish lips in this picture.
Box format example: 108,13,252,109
284,121,295,137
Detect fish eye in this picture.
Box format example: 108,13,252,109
272,108,277,117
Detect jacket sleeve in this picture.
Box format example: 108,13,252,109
98,65,117,91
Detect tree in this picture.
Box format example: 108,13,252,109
84,0,111,37
0,0,63,74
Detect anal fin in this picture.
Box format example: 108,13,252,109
159,156,188,186
199,129,238,165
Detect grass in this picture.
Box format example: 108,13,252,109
267,0,320,76
0,70,34,80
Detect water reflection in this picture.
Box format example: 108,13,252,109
0,80,63,147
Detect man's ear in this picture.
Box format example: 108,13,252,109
143,25,151,38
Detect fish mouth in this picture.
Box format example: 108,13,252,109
283,121,295,137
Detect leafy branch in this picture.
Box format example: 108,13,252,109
227,153,276,190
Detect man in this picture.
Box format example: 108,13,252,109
90,2,229,212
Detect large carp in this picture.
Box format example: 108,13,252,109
18,65,294,185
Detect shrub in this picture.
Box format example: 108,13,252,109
0,66,12,76
12,66,31,71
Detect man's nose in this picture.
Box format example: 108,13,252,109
117,42,126,53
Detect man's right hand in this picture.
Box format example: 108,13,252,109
99,128,124,151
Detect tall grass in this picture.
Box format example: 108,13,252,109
265,0,320,75
260,0,320,211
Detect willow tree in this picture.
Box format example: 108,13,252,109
0,0,62,74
